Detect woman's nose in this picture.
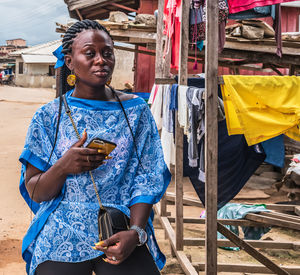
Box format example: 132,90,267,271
94,54,105,65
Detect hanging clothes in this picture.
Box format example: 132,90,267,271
261,135,285,168
149,84,176,168
226,0,298,14
190,0,228,53
228,5,276,19
163,0,182,69
221,75,300,146
178,85,189,134
183,119,266,209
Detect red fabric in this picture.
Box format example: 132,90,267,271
153,84,159,103
163,0,182,69
227,0,298,14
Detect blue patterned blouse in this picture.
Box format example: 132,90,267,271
19,90,171,275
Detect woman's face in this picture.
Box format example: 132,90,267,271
65,29,115,88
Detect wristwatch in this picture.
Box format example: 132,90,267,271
130,225,148,246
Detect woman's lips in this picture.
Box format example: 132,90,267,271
93,71,109,77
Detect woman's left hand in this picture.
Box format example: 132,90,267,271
94,230,139,265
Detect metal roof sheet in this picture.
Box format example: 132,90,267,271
10,40,61,57
21,54,56,64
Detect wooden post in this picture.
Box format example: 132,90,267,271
154,0,169,217
55,67,61,98
176,0,190,251
155,0,165,79
205,0,219,274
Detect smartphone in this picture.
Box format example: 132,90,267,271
86,138,117,155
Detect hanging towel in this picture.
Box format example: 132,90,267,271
221,75,300,146
150,85,165,130
183,119,266,209
178,85,189,134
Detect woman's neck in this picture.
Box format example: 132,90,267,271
72,83,115,101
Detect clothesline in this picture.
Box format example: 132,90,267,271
155,76,225,85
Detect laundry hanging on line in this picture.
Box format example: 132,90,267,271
221,75,300,146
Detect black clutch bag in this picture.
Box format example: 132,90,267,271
98,206,130,241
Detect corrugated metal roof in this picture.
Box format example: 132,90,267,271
21,54,56,64
10,40,61,56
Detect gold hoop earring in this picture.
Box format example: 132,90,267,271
67,72,76,86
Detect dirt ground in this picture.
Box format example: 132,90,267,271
0,85,299,275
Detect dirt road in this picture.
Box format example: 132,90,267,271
0,86,56,274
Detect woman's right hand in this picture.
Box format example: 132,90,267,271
56,130,107,175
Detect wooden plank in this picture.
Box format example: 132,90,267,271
193,263,300,274
175,0,189,252
159,216,198,275
167,217,264,227
247,203,296,212
114,45,155,56
205,0,219,274
166,192,203,207
110,3,138,13
154,78,177,85
155,0,165,79
217,223,290,275
75,8,84,20
245,213,300,231
259,211,300,224
295,206,300,216
183,238,300,250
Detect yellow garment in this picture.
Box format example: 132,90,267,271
221,75,300,146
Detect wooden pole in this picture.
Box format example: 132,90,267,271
176,0,190,251
155,0,165,79
154,0,168,217
205,0,219,274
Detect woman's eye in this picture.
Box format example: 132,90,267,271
103,51,113,57
85,51,95,57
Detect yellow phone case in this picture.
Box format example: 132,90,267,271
87,139,116,155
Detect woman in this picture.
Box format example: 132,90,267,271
19,19,171,275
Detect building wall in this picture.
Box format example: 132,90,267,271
26,63,51,75
110,48,135,90
15,74,55,88
15,57,55,88
6,39,26,47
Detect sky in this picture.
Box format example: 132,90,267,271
0,0,72,46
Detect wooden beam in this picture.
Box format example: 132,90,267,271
110,2,138,13
75,9,84,20
217,222,290,275
175,0,189,252
245,213,300,231
155,0,165,79
159,216,198,275
183,237,300,250
205,0,219,274
114,45,155,55
167,217,264,227
259,211,300,224
193,263,300,274
295,206,300,216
